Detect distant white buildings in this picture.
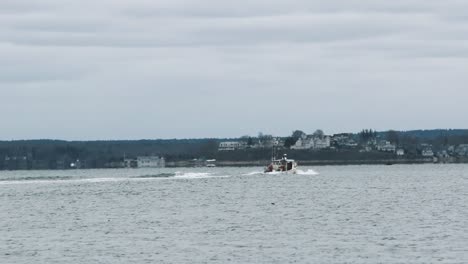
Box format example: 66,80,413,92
332,134,358,148
136,156,165,168
420,144,434,157
218,137,285,151
291,135,313,150
396,149,405,156
122,156,165,168
421,149,434,157
314,136,331,150
376,140,396,153
219,132,335,151
268,137,283,148
291,134,331,150
218,141,247,151
455,144,468,156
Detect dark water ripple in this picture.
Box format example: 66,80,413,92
0,165,467,263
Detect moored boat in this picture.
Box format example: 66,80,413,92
206,159,216,167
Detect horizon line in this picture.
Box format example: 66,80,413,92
1,128,467,142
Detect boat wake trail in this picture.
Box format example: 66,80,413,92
296,169,320,175
0,177,133,185
243,169,319,176
243,171,264,176
137,172,229,180
173,172,222,179
0,175,75,182
0,171,230,185
134,173,176,179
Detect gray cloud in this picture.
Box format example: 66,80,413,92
1,0,468,139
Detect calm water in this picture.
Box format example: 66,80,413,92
1,165,467,263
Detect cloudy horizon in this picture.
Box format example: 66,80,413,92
2,0,468,140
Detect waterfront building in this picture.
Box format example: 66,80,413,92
136,156,165,168
205,159,216,167
314,136,331,150
291,134,313,150
376,140,396,153
419,144,434,157
421,149,434,157
455,144,468,156
218,141,247,151
332,134,358,148
291,134,331,150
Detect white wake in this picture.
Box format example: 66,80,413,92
173,172,227,179
243,169,319,176
296,169,320,175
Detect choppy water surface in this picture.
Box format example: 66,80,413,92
1,165,467,263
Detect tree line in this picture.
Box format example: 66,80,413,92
1,129,468,170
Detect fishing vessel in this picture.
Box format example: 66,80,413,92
264,154,298,174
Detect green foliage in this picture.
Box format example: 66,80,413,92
284,137,296,149
313,129,324,138
386,130,400,145
359,129,377,143
292,130,306,140
0,139,222,170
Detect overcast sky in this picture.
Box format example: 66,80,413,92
1,0,468,140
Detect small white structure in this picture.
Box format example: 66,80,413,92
421,149,434,157
291,135,313,150
137,156,165,168
396,149,405,156
218,141,247,151
291,134,331,150
376,141,396,152
206,159,216,167
419,144,434,157
455,144,468,156
314,136,331,150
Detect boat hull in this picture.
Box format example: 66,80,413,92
264,161,298,174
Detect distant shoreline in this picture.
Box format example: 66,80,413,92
2,160,467,172
2,129,468,170
166,158,436,167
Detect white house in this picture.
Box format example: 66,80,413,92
396,149,405,156
291,135,313,150
421,149,434,157
137,156,165,168
376,141,396,152
314,136,331,150
291,134,331,150
455,144,468,156
419,144,434,157
218,141,247,151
